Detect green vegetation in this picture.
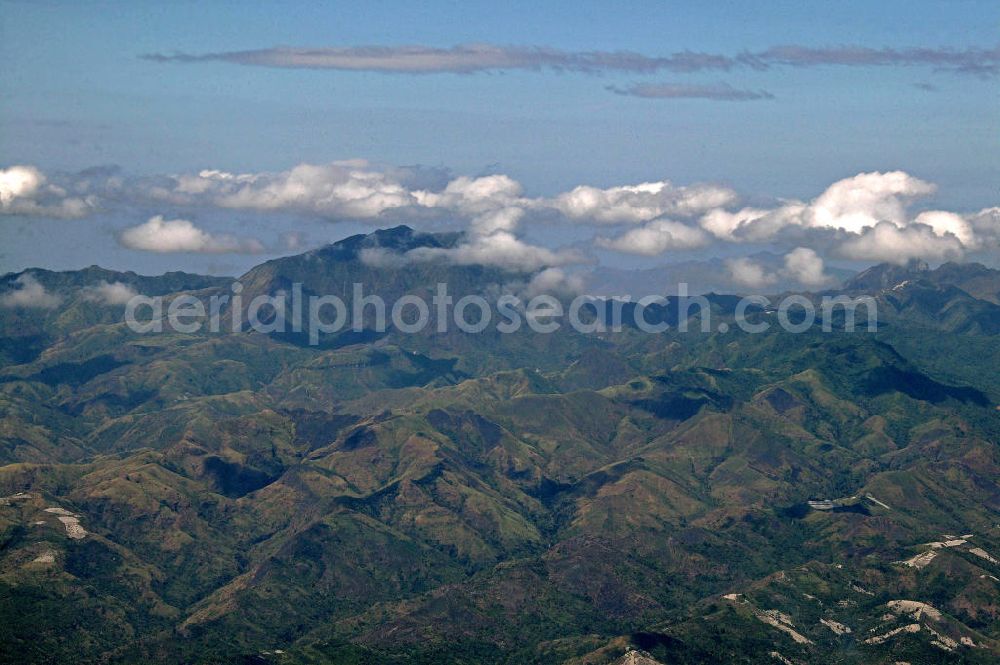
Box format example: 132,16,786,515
1,233,999,663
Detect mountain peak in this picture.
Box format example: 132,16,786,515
843,260,929,292
309,224,462,262
366,224,418,246
844,260,1000,305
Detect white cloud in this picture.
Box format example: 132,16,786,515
726,257,778,289
408,231,583,272
0,165,96,218
174,166,739,234
120,215,265,254
413,174,528,234
1,274,61,309
154,166,534,236
523,268,585,298
725,248,830,289
805,171,935,232
0,165,43,204
596,219,710,255
576,171,997,263
695,171,994,263
154,165,748,236
470,207,524,234
80,281,139,305
966,207,1000,247
700,172,938,240
551,181,736,224
912,210,976,246
699,203,805,242
195,163,418,218
782,247,831,287
837,221,965,264
6,161,998,272
415,174,523,212
358,247,412,269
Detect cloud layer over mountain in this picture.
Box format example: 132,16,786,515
3,162,998,283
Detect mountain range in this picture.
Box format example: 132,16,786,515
1,227,999,664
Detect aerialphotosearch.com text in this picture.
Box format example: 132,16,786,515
124,281,878,344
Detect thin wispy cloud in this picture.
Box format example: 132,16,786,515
606,82,774,101
140,44,739,74
141,42,1000,77
751,44,1000,76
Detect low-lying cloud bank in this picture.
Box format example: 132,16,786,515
80,280,139,305
3,162,998,284
0,274,62,309
0,273,146,310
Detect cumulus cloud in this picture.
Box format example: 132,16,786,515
119,215,265,254
169,163,419,218
805,171,935,232
360,229,583,273
781,247,831,287
414,174,523,211
6,160,997,272
141,42,1000,77
799,173,984,263
0,166,42,204
702,172,936,239
966,207,1000,247
699,206,800,242
1,274,61,309
0,165,97,218
150,165,535,233
692,171,988,263
408,231,584,272
150,165,738,243
469,206,525,234
726,257,778,289
551,181,736,224
141,164,746,265
837,222,965,264
596,220,710,255
606,82,774,101
912,210,976,246
725,248,831,289
139,164,593,270
413,174,527,233
80,281,140,305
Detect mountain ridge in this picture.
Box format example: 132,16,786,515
1,227,999,664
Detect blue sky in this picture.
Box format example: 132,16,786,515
1,1,998,278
